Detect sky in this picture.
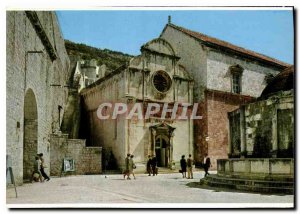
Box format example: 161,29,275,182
56,10,294,64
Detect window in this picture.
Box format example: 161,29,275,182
229,64,243,94
232,73,241,94
152,71,172,93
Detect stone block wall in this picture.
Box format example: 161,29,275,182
50,134,102,176
244,90,294,157
217,158,294,176
206,50,281,98
6,11,70,184
196,90,253,169
23,119,38,179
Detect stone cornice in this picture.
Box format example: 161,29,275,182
25,11,57,61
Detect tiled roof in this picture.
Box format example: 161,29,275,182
260,66,294,98
166,24,290,68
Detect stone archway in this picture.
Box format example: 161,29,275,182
23,89,38,181
150,122,175,168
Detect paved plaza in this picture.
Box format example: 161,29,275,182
7,172,293,206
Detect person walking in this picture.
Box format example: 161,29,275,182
38,153,50,181
123,153,131,179
203,153,212,177
151,156,157,176
129,155,136,179
180,155,187,178
187,154,193,179
146,155,152,176
31,156,43,183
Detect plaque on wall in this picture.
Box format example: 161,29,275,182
63,158,75,172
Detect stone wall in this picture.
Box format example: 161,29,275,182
197,90,253,169
206,50,281,97
6,11,70,184
228,90,294,158
61,89,81,139
80,71,127,167
244,90,294,157
217,158,294,177
160,26,208,101
50,134,102,176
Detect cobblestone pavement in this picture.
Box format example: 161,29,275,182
6,172,294,206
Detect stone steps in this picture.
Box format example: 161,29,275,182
219,173,294,182
200,174,294,194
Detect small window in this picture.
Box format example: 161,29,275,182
229,64,243,94
232,73,241,94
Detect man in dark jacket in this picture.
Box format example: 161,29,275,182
180,155,187,178
146,155,152,176
151,156,157,176
203,153,212,177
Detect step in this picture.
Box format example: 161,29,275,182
200,175,294,195
218,173,294,182
205,175,294,187
204,180,293,194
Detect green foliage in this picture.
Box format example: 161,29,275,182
65,40,133,71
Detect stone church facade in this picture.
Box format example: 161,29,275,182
80,38,194,170
160,21,290,167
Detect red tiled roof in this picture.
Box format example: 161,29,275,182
166,24,290,68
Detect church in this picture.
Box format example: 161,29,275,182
80,38,194,170
79,17,291,171
159,18,290,167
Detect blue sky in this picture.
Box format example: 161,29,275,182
56,10,294,64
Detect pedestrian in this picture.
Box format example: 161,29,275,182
203,153,212,177
151,155,157,176
38,153,50,181
123,153,130,179
146,155,152,176
31,156,43,183
129,155,136,179
187,154,193,179
180,155,187,178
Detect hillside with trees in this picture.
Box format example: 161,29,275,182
65,40,133,71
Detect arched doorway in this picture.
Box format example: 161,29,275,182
155,135,169,167
150,122,175,168
23,89,38,181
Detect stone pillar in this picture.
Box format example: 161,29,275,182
240,106,246,157
227,113,232,157
152,129,156,156
169,132,175,169
271,108,278,157
125,69,129,95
